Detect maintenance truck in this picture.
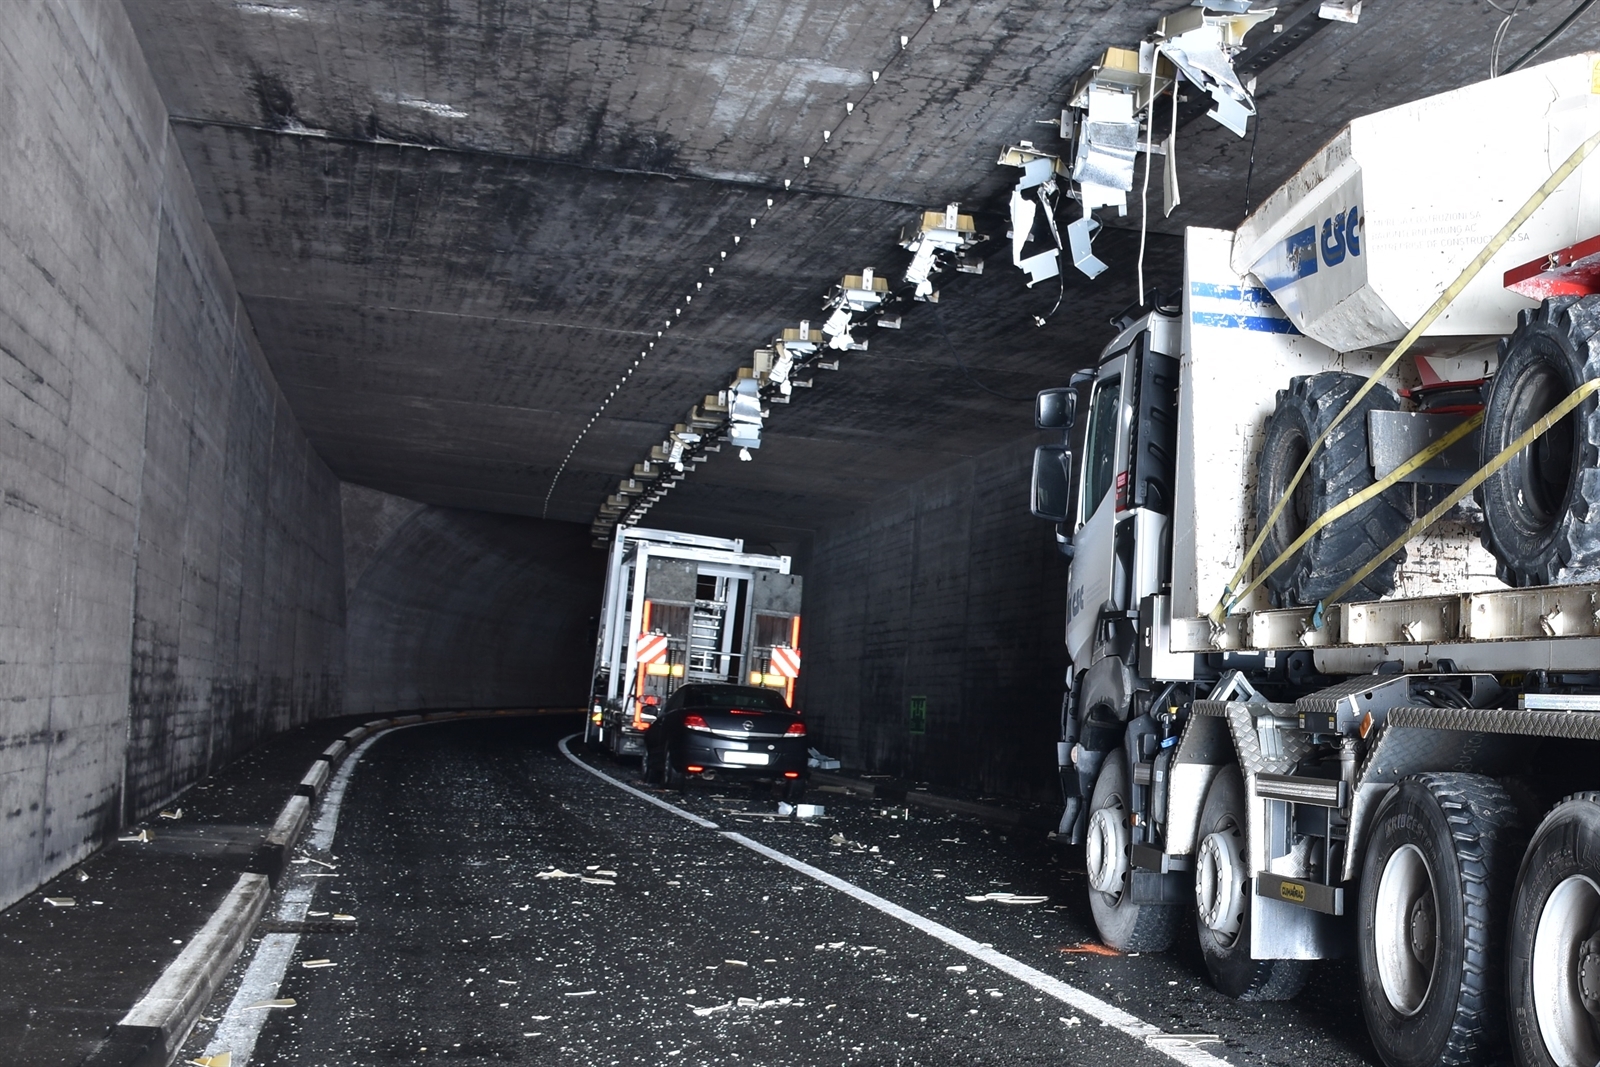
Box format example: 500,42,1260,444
586,527,803,759
1031,54,1600,1067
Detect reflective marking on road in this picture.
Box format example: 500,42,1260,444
204,726,418,1065
558,734,1231,1067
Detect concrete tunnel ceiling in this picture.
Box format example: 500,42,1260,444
123,0,1600,539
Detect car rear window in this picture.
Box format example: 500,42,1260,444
678,685,790,712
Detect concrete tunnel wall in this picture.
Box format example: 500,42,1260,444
0,4,346,911
342,487,604,716
802,434,1069,806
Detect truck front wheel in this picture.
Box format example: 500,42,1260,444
1085,751,1182,952
1194,765,1310,1000
1507,792,1600,1067
1358,773,1523,1067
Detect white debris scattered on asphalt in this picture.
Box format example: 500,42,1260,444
692,996,799,1017
44,897,76,907
1062,1016,1082,1027
723,959,748,967
242,999,296,1011
300,959,334,969
118,829,152,843
563,990,597,997
73,869,89,882
963,892,1049,905
946,965,968,973
159,809,184,820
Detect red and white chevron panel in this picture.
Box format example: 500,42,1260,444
634,632,669,665
770,645,801,678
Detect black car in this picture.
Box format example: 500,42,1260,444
640,683,809,799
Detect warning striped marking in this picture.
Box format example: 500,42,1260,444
770,645,801,678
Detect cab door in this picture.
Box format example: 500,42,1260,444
1066,356,1129,667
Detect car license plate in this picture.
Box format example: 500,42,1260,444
722,751,769,766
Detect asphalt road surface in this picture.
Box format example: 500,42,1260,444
182,717,1380,1066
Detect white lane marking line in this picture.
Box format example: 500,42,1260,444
204,726,417,1065
558,734,1229,1067
559,735,720,829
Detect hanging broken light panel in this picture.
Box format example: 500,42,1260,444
900,204,986,304
1000,4,1273,290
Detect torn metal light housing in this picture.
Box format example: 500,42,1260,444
900,203,985,301
821,268,888,350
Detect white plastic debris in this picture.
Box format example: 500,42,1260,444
963,892,1050,905
44,897,75,907
300,959,335,969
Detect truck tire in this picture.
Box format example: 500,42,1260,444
1506,792,1600,1067
1085,751,1182,952
1255,371,1410,607
1194,765,1310,1000
1357,773,1524,1067
1477,296,1600,587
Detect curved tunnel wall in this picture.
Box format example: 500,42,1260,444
344,506,605,715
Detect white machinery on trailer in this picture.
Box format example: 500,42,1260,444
1031,54,1600,1067
587,527,803,758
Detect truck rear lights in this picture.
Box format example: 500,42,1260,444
684,714,710,731
785,722,807,736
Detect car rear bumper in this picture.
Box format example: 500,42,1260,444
674,735,808,777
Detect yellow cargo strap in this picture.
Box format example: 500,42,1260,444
1309,376,1600,628
1208,124,1600,624
1221,410,1484,614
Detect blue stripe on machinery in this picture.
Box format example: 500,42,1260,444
1190,312,1301,334
1188,281,1277,304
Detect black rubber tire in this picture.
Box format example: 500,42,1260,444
1085,751,1183,952
1357,773,1524,1067
1255,371,1410,607
662,748,687,791
1194,766,1311,1001
1507,792,1600,1067
1478,296,1600,587
783,778,808,803
641,743,664,785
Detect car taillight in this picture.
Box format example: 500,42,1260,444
684,714,710,731
686,765,705,774
785,722,806,736
783,771,800,779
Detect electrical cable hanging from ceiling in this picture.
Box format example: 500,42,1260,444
1488,0,1525,77
1505,0,1597,72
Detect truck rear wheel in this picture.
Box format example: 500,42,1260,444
1507,793,1600,1067
1477,296,1600,587
1255,371,1410,607
1194,765,1310,1000
1085,751,1182,952
1358,774,1523,1067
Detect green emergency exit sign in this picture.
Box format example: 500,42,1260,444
909,695,927,735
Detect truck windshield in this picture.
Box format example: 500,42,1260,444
1082,375,1121,521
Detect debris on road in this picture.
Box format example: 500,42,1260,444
563,990,597,997
44,897,76,907
188,1054,232,1067
242,999,296,1011
963,892,1049,905
1061,1016,1082,1028
946,965,968,973
118,829,153,843
301,959,335,968
331,913,356,922
1060,942,1120,956
159,809,184,820
807,748,840,770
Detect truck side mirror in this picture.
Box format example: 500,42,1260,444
1035,388,1077,431
1031,445,1074,522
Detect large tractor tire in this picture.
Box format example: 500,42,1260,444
1084,751,1183,952
1255,371,1411,607
1478,296,1600,587
1506,792,1600,1067
1193,765,1310,1000
1357,774,1524,1067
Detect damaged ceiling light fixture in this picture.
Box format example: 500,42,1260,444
998,3,1272,318
592,206,990,545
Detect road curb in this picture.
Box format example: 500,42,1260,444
96,707,580,1067
92,874,270,1067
